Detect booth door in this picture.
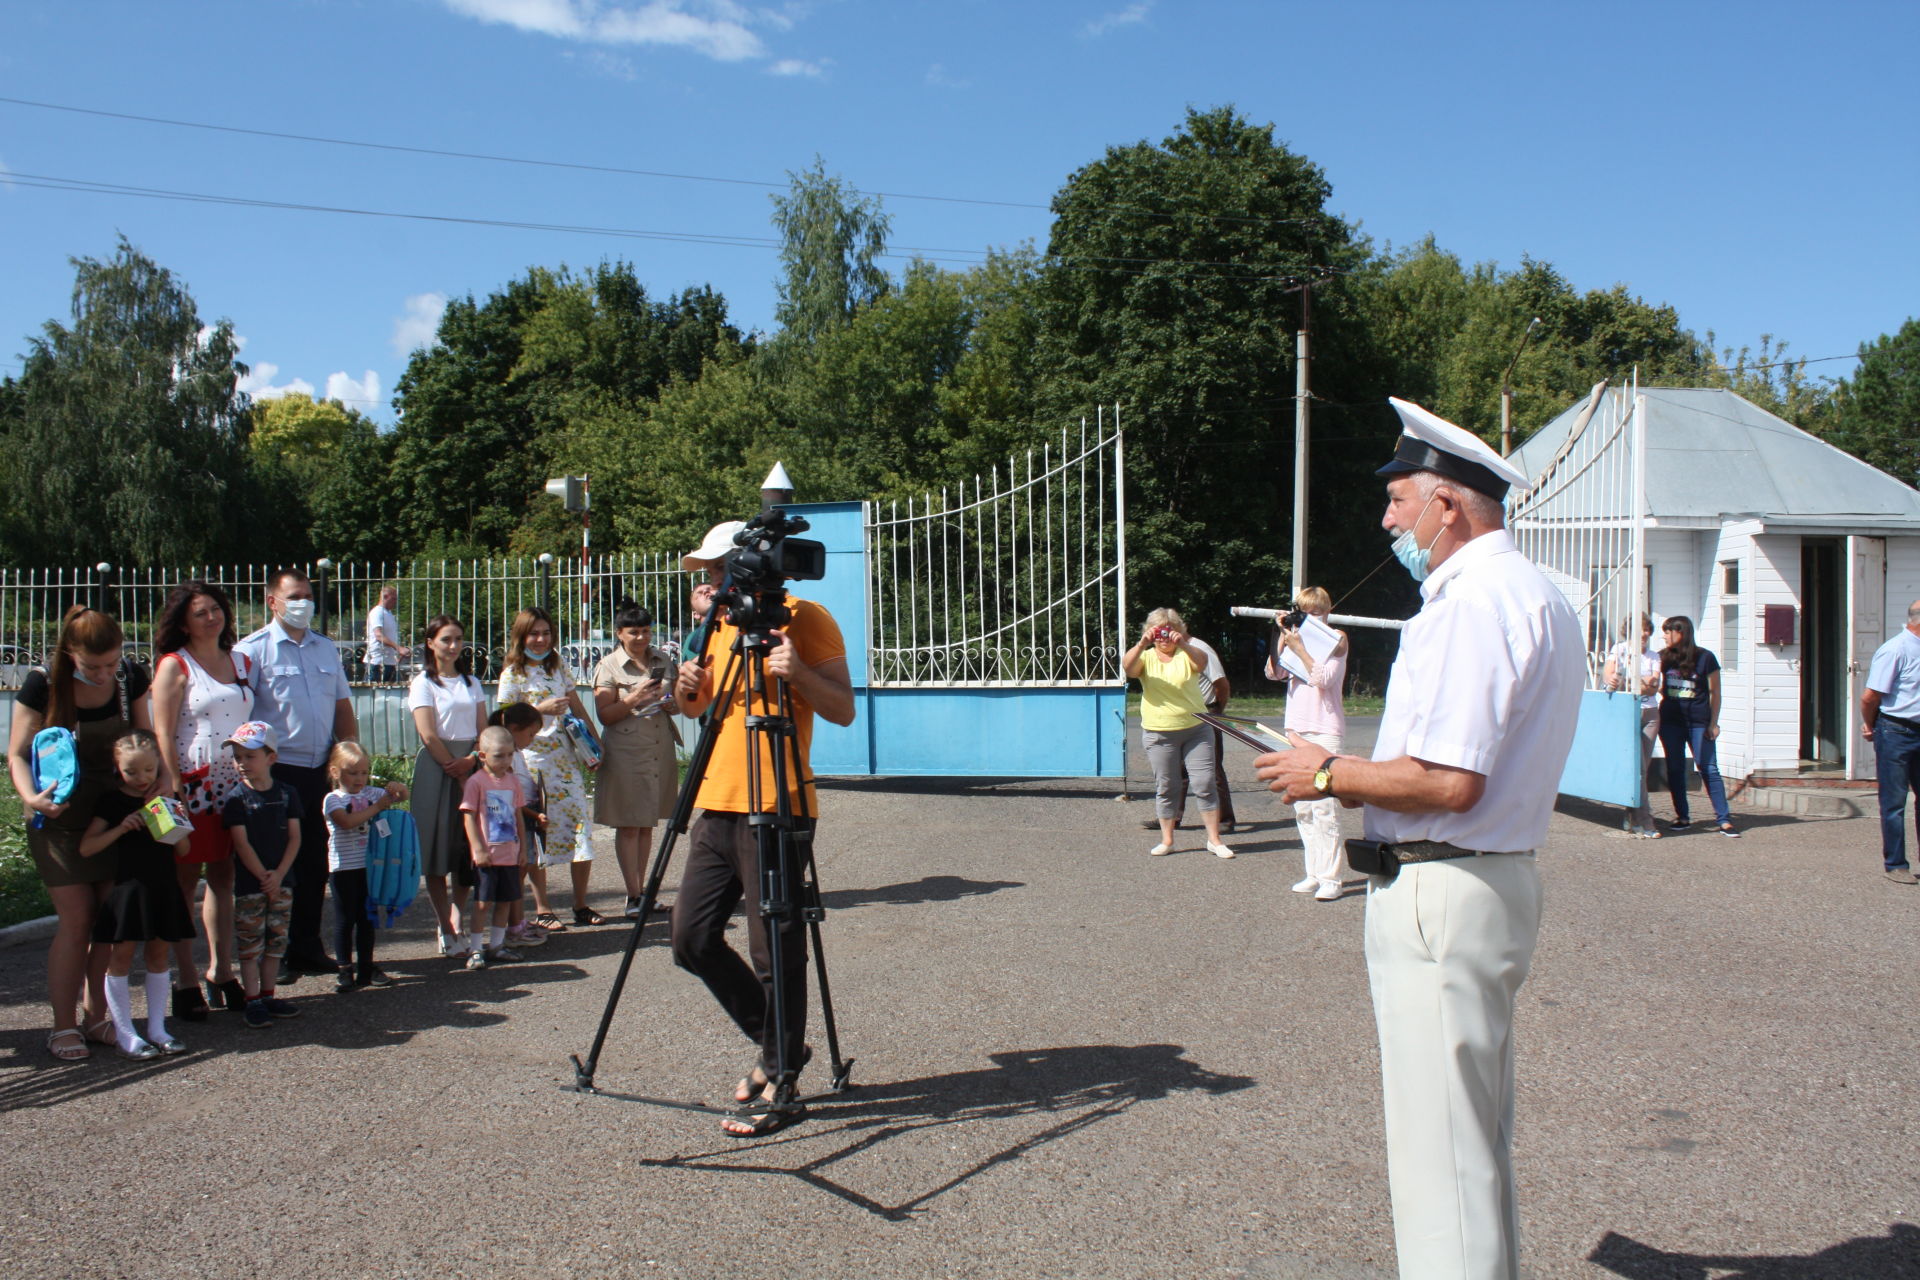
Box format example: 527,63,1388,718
1847,535,1886,781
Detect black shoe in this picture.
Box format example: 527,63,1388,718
214,978,246,1011
334,967,357,994
288,952,339,975
173,985,210,1022
276,959,298,986
357,967,394,988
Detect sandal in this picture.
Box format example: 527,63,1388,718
722,1098,807,1139
174,985,210,1022
735,1045,813,1104
85,1019,116,1047
572,907,607,927
534,912,568,934
47,1027,90,1062
213,979,246,1011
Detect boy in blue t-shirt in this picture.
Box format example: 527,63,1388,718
222,721,305,1029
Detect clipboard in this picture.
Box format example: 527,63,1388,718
1193,710,1292,754
1274,614,1341,684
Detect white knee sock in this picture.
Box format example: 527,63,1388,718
144,970,172,1044
488,926,506,948
105,974,145,1052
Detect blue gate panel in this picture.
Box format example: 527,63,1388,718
1558,689,1645,809
811,686,1127,778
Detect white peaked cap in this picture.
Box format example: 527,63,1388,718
760,461,795,492
682,520,747,569
1377,398,1531,499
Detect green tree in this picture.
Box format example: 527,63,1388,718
389,262,745,554
249,391,360,468
769,158,892,349
1031,105,1371,628
1823,318,1920,484
3,237,251,565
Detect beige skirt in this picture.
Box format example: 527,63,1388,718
592,713,677,828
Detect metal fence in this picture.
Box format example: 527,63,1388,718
1508,377,1648,688
0,552,704,691
865,409,1125,686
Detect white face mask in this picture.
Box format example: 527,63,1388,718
279,598,316,630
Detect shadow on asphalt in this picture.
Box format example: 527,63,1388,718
1552,793,1836,835
1589,1224,1920,1278
631,1042,1255,1220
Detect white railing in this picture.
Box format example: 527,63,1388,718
866,410,1126,686
1508,377,1648,687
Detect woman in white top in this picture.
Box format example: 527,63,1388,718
1603,613,1662,838
1266,587,1350,901
408,615,488,956
150,580,256,1017
498,608,601,926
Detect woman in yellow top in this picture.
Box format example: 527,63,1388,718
1124,608,1233,858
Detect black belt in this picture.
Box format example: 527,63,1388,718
1878,713,1920,733
1345,838,1530,880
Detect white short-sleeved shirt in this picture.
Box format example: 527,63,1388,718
323,785,388,872
407,672,487,742
1365,529,1585,853
365,605,401,666
1608,641,1661,711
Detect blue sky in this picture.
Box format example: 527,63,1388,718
2,0,1914,424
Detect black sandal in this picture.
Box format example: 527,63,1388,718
213,979,246,1011
573,907,607,926
724,1100,807,1138
173,985,210,1022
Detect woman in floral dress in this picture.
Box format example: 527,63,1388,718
497,608,603,925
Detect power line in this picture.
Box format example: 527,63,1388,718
8,169,1343,286
0,94,1336,232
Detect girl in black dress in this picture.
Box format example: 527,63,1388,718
79,731,196,1059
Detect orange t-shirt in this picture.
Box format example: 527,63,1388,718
692,597,846,814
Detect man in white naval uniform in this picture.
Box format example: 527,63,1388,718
1258,398,1583,1280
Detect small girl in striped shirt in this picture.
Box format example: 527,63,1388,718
323,742,409,992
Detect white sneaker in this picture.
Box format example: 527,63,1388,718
1207,841,1235,859
1148,843,1172,856
1314,880,1343,901
1291,877,1319,893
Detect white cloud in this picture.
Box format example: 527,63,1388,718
1082,1,1152,38
392,292,450,357
443,0,769,61
239,361,316,401
925,62,969,90
768,57,825,77
326,370,383,409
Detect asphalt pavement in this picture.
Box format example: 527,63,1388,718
3,736,1917,1279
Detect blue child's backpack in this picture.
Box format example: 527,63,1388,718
364,808,421,927
29,726,78,829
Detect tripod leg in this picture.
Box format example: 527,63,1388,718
572,646,745,1091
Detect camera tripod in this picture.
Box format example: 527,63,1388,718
570,606,854,1122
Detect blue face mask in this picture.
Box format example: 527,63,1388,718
1389,495,1443,583
524,647,551,662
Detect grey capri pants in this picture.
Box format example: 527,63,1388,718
1143,723,1218,819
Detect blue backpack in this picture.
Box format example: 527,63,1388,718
364,808,421,927
29,726,78,829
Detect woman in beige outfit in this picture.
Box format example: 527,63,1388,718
592,601,679,918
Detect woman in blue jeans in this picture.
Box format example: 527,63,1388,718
1657,615,1738,837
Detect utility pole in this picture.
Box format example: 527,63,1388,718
1291,281,1314,600
1500,317,1542,456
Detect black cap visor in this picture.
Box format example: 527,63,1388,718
1375,436,1510,500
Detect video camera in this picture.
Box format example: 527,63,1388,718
1230,605,1307,631
717,509,827,632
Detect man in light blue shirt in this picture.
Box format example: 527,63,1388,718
237,569,359,977
1862,599,1920,885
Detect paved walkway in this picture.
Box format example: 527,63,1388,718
2,758,1916,1278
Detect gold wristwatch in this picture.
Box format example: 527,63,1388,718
1313,756,1336,797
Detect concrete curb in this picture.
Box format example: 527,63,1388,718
0,913,57,949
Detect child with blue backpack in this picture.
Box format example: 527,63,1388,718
322,742,410,993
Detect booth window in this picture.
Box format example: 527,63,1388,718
1720,560,1740,671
